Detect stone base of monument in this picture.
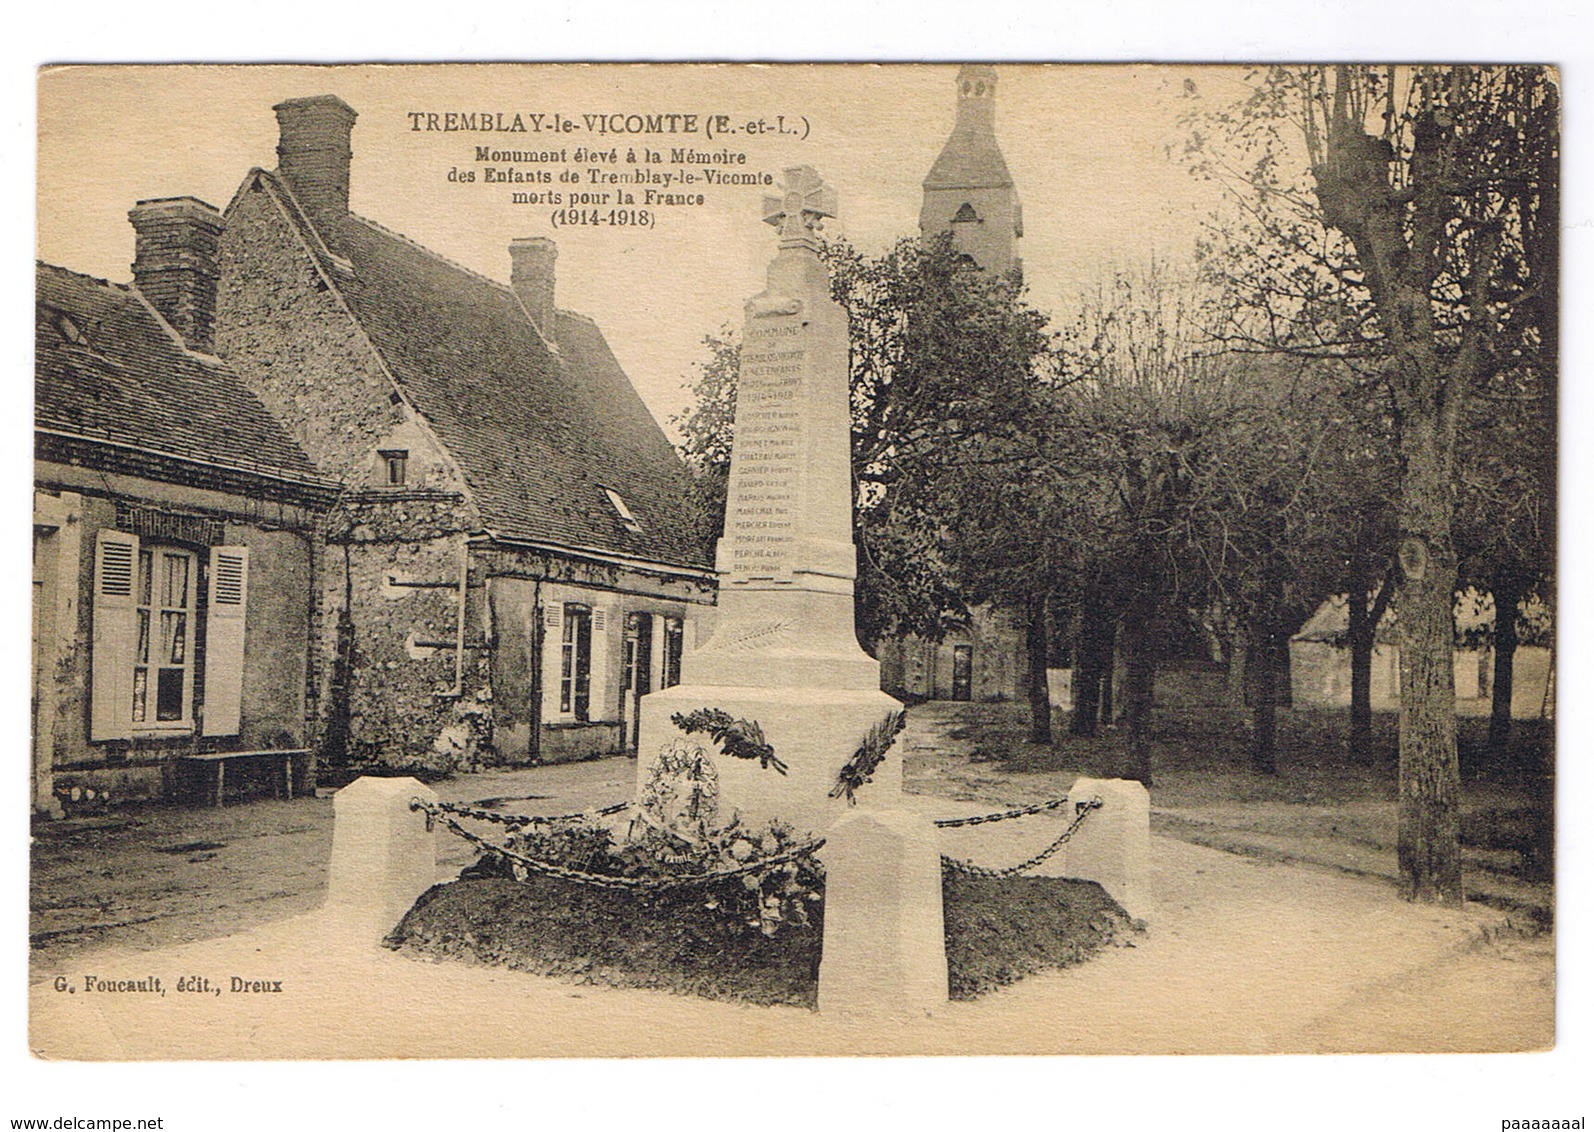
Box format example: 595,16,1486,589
324,776,439,943
1061,776,1151,921
817,808,948,1016
635,683,904,836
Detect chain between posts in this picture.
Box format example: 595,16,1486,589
412,792,1099,887
940,796,1103,879
932,793,1078,828
410,798,825,893
419,798,631,830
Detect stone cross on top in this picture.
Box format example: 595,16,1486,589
763,165,837,248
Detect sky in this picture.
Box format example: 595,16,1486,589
36,63,1238,434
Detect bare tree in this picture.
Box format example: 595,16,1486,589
1190,66,1558,902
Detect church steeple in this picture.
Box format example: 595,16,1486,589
920,64,1023,276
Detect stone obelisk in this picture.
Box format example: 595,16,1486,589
637,166,902,833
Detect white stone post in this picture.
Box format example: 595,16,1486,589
1063,776,1151,921
325,776,438,942
817,809,948,1016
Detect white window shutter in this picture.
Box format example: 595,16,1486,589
90,530,139,741
539,602,564,718
202,546,249,736
589,606,609,719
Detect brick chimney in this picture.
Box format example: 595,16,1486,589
273,95,358,233
128,196,224,353
509,237,558,340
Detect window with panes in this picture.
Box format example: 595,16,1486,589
134,547,195,726
661,616,684,689
559,603,593,721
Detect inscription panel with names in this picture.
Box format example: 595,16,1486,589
726,321,807,581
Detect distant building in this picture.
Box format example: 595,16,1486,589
876,605,1029,703
876,65,1029,704
1289,594,1553,718
34,204,337,815
211,96,714,769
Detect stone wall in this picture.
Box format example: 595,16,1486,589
1290,639,1552,716
216,180,407,481
319,531,714,771
1289,641,1402,709
323,491,490,772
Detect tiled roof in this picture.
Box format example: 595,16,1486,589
35,261,319,481
253,172,708,570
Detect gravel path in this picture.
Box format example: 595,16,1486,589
29,759,636,971
31,709,1554,1057
30,828,1550,1058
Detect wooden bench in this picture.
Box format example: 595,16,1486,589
180,749,309,808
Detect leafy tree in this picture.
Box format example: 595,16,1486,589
1042,268,1228,781
1453,358,1555,766
672,328,740,556
1185,76,1404,761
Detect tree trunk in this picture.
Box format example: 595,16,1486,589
1107,625,1127,724
1026,597,1052,744
1348,566,1393,763
1310,65,1517,905
1249,622,1280,775
1226,631,1249,715
1125,651,1155,785
1394,433,1463,905
1348,635,1374,758
1487,566,1522,768
1098,642,1115,723
1070,659,1100,735
1348,597,1375,761
1119,594,1157,786
1071,594,1112,736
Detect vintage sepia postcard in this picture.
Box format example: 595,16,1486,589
29,62,1556,1078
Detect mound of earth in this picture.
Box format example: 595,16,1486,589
387,871,1132,1007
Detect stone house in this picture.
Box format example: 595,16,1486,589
33,200,338,816
209,95,714,770
875,606,1029,702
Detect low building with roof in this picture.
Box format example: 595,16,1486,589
1289,593,1553,718
210,95,714,770
34,205,339,815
